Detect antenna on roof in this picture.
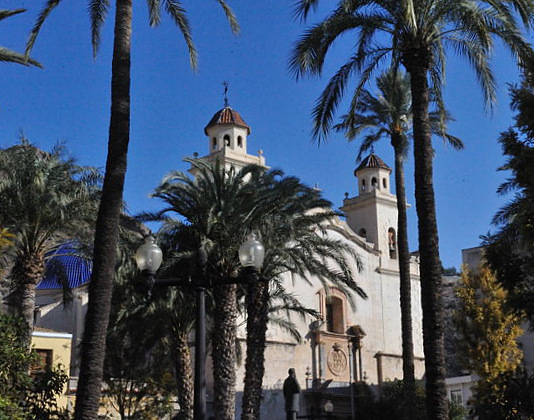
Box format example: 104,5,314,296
370,145,375,154
223,81,229,107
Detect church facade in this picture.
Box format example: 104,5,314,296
199,105,425,418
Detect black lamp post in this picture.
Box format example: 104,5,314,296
135,233,264,420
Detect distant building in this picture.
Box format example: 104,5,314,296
34,245,91,377
31,327,73,410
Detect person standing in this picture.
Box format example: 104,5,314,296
283,368,301,420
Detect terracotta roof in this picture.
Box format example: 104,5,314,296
204,106,251,135
354,153,391,173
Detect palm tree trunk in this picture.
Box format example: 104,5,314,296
241,280,269,420
407,62,448,420
212,283,238,420
9,253,45,348
392,141,416,419
171,333,194,420
74,1,132,419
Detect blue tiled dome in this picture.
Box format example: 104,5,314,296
37,245,92,290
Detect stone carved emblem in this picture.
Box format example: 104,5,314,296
327,343,347,376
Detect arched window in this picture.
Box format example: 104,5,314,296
325,296,344,333
388,228,397,259
382,178,387,189
361,179,366,191
224,134,231,146
359,228,367,239
212,137,217,149
237,136,243,147
371,177,378,189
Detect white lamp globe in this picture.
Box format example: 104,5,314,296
135,236,163,275
238,233,265,269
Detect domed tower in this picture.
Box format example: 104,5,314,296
195,104,266,169
340,153,400,260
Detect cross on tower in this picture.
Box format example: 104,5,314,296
223,81,229,107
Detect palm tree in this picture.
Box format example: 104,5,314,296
0,9,41,68
0,139,100,347
334,68,461,417
25,2,239,418
290,1,533,418
143,159,365,420
241,171,365,420
144,159,266,420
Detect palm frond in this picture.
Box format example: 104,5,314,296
0,9,25,21
213,0,240,34
25,0,62,58
292,0,321,21
163,0,198,71
146,0,162,26
89,0,110,57
0,47,42,67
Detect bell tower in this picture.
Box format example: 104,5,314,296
195,90,266,169
340,154,399,260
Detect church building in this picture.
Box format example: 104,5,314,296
32,102,426,419
197,104,425,418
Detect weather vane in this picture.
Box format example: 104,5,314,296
223,81,229,107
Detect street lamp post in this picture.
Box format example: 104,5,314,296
135,233,264,420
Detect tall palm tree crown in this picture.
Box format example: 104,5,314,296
335,69,412,155
25,2,239,419
291,1,533,419
291,0,532,142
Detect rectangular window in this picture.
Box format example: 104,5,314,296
31,349,53,373
326,303,334,332
450,389,462,406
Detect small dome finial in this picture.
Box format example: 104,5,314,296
223,81,229,107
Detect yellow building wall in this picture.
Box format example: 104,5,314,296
31,330,73,410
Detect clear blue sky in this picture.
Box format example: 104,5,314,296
1,0,526,269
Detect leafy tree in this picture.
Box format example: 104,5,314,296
454,266,523,418
0,9,40,68
25,365,70,420
0,139,100,346
484,55,534,323
0,314,31,418
455,266,523,380
472,368,534,420
0,313,70,420
26,1,239,418
290,1,533,418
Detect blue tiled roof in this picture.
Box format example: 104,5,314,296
37,245,92,290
